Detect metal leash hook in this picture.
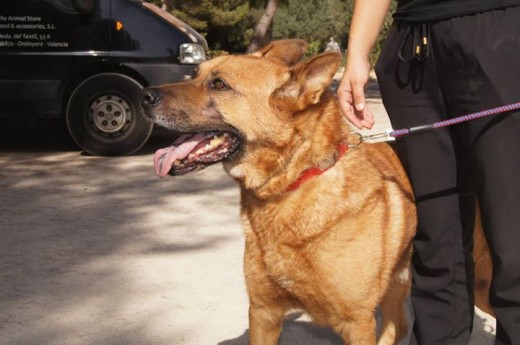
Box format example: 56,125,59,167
355,101,520,144
347,129,395,147
362,129,396,143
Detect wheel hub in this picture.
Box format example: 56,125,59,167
90,95,131,135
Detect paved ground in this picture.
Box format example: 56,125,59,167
0,78,496,345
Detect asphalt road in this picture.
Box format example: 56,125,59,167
0,79,496,345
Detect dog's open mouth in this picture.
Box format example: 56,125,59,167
153,131,241,177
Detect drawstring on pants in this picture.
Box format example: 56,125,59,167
398,23,431,62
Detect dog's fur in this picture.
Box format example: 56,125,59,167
143,40,417,344
474,210,494,316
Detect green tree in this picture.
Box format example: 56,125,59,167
146,0,393,62
171,0,253,52
147,0,255,51
273,0,353,56
273,0,394,64
246,0,290,53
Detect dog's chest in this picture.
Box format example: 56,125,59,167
262,242,312,292
243,197,337,296
250,219,321,294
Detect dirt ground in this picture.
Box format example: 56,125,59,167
0,79,496,345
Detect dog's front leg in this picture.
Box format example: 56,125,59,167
335,315,377,345
249,303,284,345
243,224,286,345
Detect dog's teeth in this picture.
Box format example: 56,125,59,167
173,159,181,167
210,136,224,146
188,153,195,159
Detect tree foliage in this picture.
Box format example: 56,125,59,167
147,0,394,63
273,0,353,56
148,0,258,52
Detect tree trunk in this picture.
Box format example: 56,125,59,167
161,0,172,11
246,0,280,53
143,0,172,11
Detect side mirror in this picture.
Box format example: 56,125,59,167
71,0,97,15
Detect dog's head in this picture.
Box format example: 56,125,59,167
143,39,343,191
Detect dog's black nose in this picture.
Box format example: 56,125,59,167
142,87,161,107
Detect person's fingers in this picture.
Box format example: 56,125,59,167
344,83,375,129
338,87,363,129
352,82,366,112
337,66,376,130
358,107,375,129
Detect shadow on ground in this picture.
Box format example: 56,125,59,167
0,105,495,345
220,322,343,345
0,119,243,344
218,310,495,345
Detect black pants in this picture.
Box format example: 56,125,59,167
375,6,520,345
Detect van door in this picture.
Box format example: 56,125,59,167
0,0,109,116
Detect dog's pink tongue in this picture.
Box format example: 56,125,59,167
153,134,205,178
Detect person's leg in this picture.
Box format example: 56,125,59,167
375,23,473,345
432,7,520,344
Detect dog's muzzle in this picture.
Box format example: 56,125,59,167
142,87,161,117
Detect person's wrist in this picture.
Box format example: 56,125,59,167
346,52,370,63
345,55,371,75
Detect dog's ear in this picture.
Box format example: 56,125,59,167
272,51,342,112
252,39,308,66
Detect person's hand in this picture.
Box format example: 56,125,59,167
337,57,375,129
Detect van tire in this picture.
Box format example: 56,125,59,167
66,73,153,156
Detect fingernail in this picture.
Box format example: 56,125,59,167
356,102,365,111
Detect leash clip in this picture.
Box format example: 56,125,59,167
362,129,395,143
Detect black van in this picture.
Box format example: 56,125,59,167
0,0,207,155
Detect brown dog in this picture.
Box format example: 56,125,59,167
142,39,417,345
474,209,494,316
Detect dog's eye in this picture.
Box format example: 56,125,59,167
210,78,228,90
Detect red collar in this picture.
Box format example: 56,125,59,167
286,142,348,192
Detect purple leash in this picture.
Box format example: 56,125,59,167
390,102,520,138
364,102,520,142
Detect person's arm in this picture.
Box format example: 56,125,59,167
337,0,392,129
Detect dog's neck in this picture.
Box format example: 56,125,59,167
226,94,352,200
285,141,349,192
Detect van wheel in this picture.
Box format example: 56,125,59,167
66,73,153,156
